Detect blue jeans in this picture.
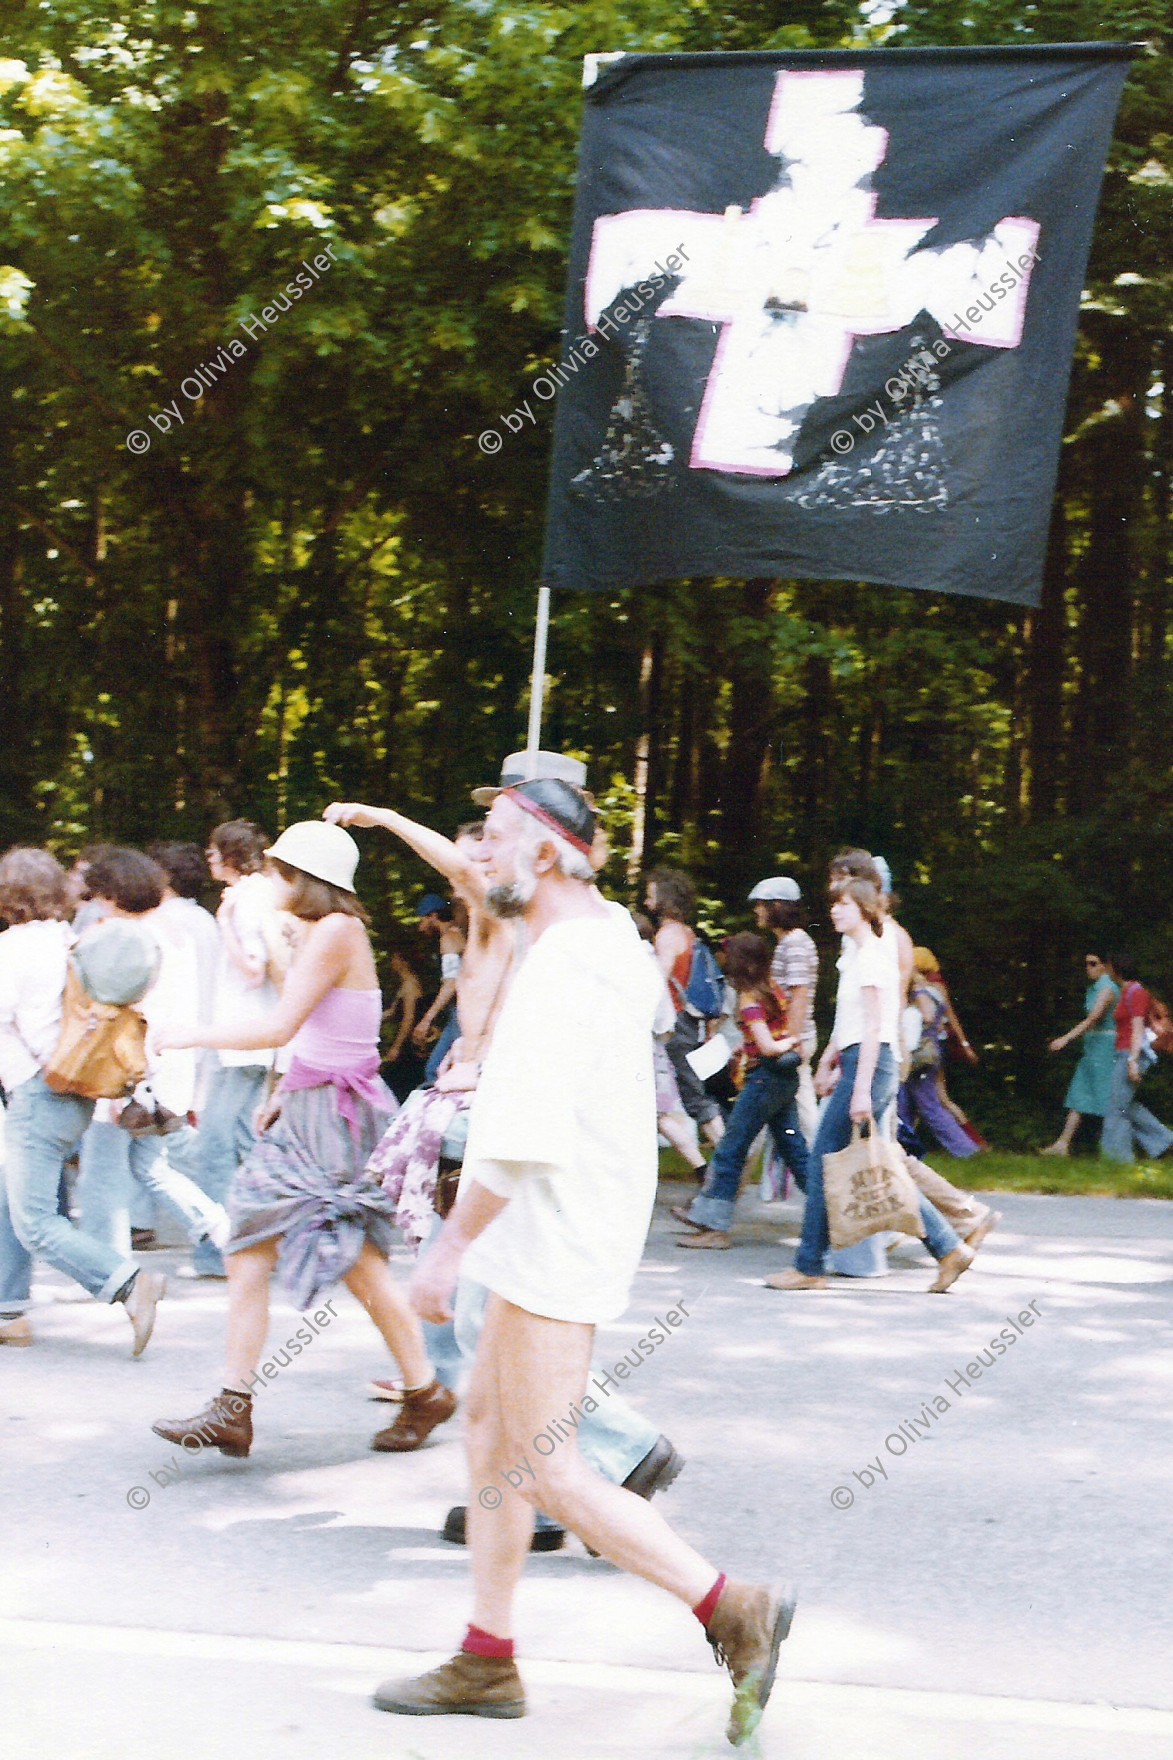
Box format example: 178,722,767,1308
795,1045,962,1277
687,1058,808,1232
1101,1052,1173,1163
77,1120,220,1256
192,1063,269,1273
5,1075,136,1302
425,1013,460,1086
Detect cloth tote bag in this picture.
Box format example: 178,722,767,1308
823,1123,925,1250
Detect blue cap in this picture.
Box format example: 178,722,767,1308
416,893,450,919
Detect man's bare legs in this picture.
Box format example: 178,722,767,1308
468,1296,715,1636
703,1113,726,1148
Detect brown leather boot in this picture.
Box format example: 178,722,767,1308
705,1580,796,1745
152,1389,253,1458
371,1378,456,1452
373,1650,525,1718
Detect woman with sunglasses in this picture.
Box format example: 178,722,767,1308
1041,951,1120,1157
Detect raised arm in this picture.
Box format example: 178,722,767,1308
323,802,486,906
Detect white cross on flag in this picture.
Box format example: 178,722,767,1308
541,46,1135,607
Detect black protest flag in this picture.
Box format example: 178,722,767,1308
541,45,1136,607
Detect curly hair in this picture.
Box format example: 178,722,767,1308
647,866,696,924
209,819,269,875
0,847,71,924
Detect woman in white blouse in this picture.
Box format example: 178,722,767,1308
765,873,974,1294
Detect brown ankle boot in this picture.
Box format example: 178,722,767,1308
371,1378,456,1453
373,1650,525,1718
152,1389,253,1458
705,1580,796,1745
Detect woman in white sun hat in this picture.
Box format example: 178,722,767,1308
151,821,455,1459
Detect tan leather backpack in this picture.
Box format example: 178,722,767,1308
42,962,149,1101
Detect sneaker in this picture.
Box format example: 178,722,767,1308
706,1580,796,1745
373,1650,525,1718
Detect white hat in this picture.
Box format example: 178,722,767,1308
748,876,801,903
472,750,589,807
266,821,359,892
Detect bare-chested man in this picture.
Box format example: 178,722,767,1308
370,779,793,1746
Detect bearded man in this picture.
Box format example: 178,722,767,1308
372,778,794,1747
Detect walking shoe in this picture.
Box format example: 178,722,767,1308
705,1580,797,1745
928,1243,975,1293
152,1388,253,1457
964,1209,1002,1250
369,1377,406,1402
373,1649,525,1718
622,1435,685,1500
763,1269,827,1290
371,1378,456,1452
124,1271,166,1357
671,1204,705,1229
441,1506,565,1551
0,1315,33,1347
677,1230,730,1250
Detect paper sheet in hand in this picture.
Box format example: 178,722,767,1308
684,1034,732,1080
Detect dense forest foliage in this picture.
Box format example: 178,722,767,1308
2,0,1171,1139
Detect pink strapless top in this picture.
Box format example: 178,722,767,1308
289,988,381,1069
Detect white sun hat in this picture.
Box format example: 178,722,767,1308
266,821,360,892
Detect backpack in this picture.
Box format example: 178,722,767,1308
42,961,150,1101
684,937,726,1019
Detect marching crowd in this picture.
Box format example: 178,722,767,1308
2,748,1170,1742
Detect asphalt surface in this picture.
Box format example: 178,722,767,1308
2,1179,1172,1759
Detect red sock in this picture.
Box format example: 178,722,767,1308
693,1572,727,1628
462,1623,515,1660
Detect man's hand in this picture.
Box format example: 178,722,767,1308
1048,1035,1067,1054
412,1016,438,1050
323,802,381,829
410,1239,462,1323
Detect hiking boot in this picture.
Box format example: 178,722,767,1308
152,1389,253,1458
763,1269,827,1290
371,1378,456,1452
622,1435,685,1500
441,1506,565,1551
677,1229,730,1250
705,1580,796,1745
124,1270,166,1357
964,1209,1002,1250
373,1650,525,1718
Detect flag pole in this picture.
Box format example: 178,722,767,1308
524,584,551,779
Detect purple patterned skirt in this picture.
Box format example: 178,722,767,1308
226,1080,398,1311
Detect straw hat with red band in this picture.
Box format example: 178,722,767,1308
499,778,597,858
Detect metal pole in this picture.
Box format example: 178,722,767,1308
524,584,551,778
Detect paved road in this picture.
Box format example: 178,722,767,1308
3,1181,1172,1758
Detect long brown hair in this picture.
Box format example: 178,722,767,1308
269,858,370,925
722,932,778,1009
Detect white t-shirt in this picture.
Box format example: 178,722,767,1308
212,873,279,1069
0,918,73,1092
833,923,901,1050
460,902,662,1324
